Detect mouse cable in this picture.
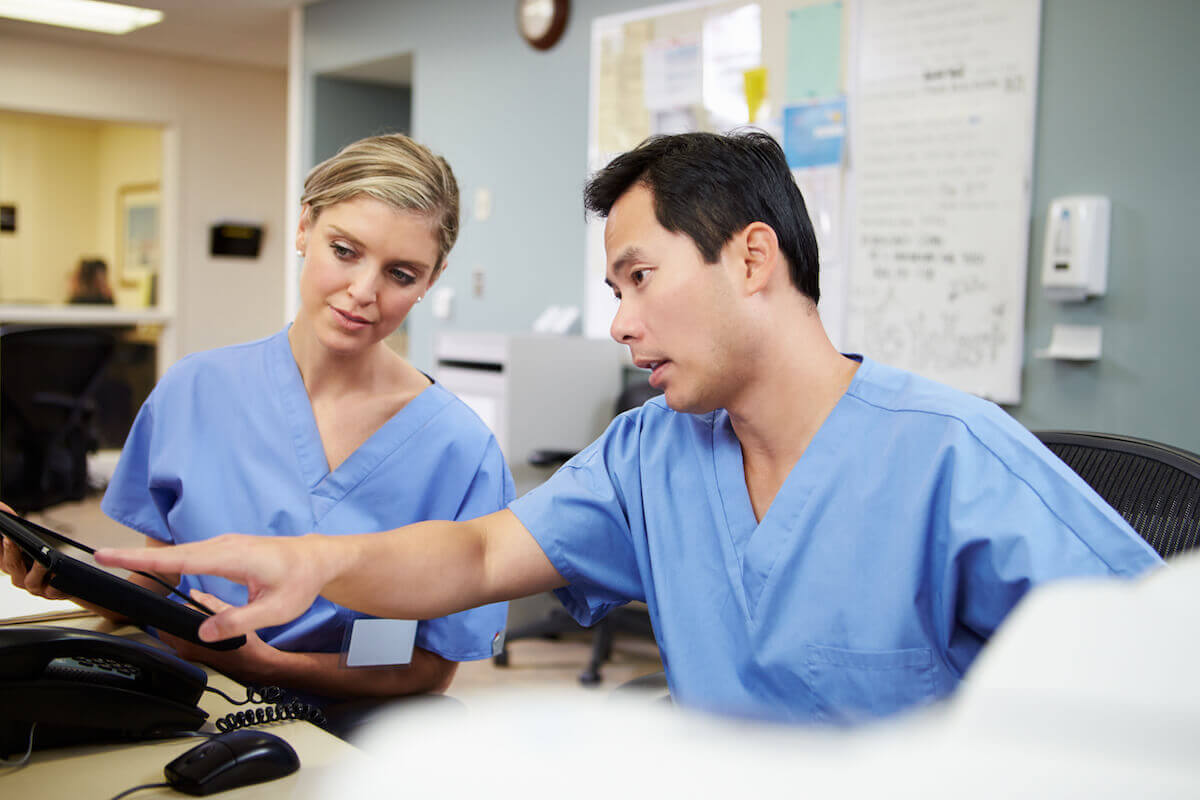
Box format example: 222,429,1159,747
109,782,171,800
0,722,36,768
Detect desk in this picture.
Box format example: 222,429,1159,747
0,616,360,799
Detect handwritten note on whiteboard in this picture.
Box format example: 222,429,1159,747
845,0,1041,403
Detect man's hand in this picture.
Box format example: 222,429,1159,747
159,591,286,685
96,533,339,642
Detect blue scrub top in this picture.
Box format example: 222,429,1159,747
510,355,1162,722
103,328,512,661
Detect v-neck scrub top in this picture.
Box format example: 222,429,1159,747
509,356,1161,722
102,328,511,661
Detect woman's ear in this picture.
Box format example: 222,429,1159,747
428,260,447,288
295,204,313,256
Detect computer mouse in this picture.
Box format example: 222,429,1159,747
164,729,300,795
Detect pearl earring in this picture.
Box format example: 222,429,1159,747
416,295,424,302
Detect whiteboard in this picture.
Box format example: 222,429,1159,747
586,0,1041,403
844,0,1041,403
585,0,853,344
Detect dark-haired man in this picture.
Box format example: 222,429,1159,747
98,132,1161,723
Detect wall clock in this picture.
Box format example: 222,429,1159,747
517,0,569,51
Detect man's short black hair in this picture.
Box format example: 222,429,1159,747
584,131,820,303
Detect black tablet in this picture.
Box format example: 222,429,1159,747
0,510,245,651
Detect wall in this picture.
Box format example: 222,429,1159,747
0,112,161,306
303,0,1200,452
312,76,411,164
1012,0,1200,451
303,0,647,374
94,123,162,306
0,113,100,303
0,34,288,359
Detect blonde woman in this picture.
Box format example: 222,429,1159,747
3,135,510,718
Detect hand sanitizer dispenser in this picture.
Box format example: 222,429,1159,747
1041,195,1110,301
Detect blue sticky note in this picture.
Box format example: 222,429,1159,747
782,98,847,168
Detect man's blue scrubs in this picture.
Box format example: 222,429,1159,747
510,355,1161,722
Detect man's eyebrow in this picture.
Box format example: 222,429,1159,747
605,246,648,287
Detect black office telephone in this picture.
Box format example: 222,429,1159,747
0,625,208,755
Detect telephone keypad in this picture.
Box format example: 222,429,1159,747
45,655,144,687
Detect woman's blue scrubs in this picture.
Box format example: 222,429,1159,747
103,328,511,661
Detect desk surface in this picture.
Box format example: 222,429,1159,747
0,616,360,800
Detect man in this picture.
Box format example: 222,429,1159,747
99,132,1161,723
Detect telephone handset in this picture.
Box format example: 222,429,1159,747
0,625,208,755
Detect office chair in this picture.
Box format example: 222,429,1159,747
1034,430,1200,559
0,326,116,513
494,380,664,686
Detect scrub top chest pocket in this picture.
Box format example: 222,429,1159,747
803,643,937,723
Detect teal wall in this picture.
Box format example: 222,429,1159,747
1014,0,1200,451
312,76,411,164
304,0,1200,452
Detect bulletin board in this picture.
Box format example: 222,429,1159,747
586,0,1042,403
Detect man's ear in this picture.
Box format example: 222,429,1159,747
741,222,780,295
295,204,312,255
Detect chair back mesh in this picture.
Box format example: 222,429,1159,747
1036,431,1200,560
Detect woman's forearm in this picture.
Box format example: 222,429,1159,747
254,646,457,699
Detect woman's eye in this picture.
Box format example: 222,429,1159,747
390,269,415,285
631,269,646,285
332,243,354,259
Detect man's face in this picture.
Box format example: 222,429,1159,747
604,184,748,414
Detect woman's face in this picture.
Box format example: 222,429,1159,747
294,195,441,356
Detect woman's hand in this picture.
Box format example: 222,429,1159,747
159,590,286,686
0,535,71,600
0,501,70,601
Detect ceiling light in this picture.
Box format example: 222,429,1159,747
0,0,163,35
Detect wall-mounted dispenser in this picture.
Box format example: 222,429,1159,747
1041,195,1110,301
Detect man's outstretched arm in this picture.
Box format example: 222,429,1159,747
95,509,565,642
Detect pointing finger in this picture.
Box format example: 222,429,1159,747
96,536,253,582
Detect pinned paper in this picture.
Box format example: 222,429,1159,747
702,4,762,129
743,67,768,123
643,34,702,111
786,1,843,101
1034,324,1102,361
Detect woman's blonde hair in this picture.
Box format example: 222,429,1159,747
300,134,460,272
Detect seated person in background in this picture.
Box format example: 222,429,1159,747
2,134,511,710
68,257,114,304
97,131,1162,724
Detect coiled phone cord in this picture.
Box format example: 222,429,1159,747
204,683,327,731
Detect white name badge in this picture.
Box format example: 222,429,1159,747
344,618,417,667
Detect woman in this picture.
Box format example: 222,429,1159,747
2,134,511,708
68,258,114,304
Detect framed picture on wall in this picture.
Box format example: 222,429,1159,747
116,183,160,301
